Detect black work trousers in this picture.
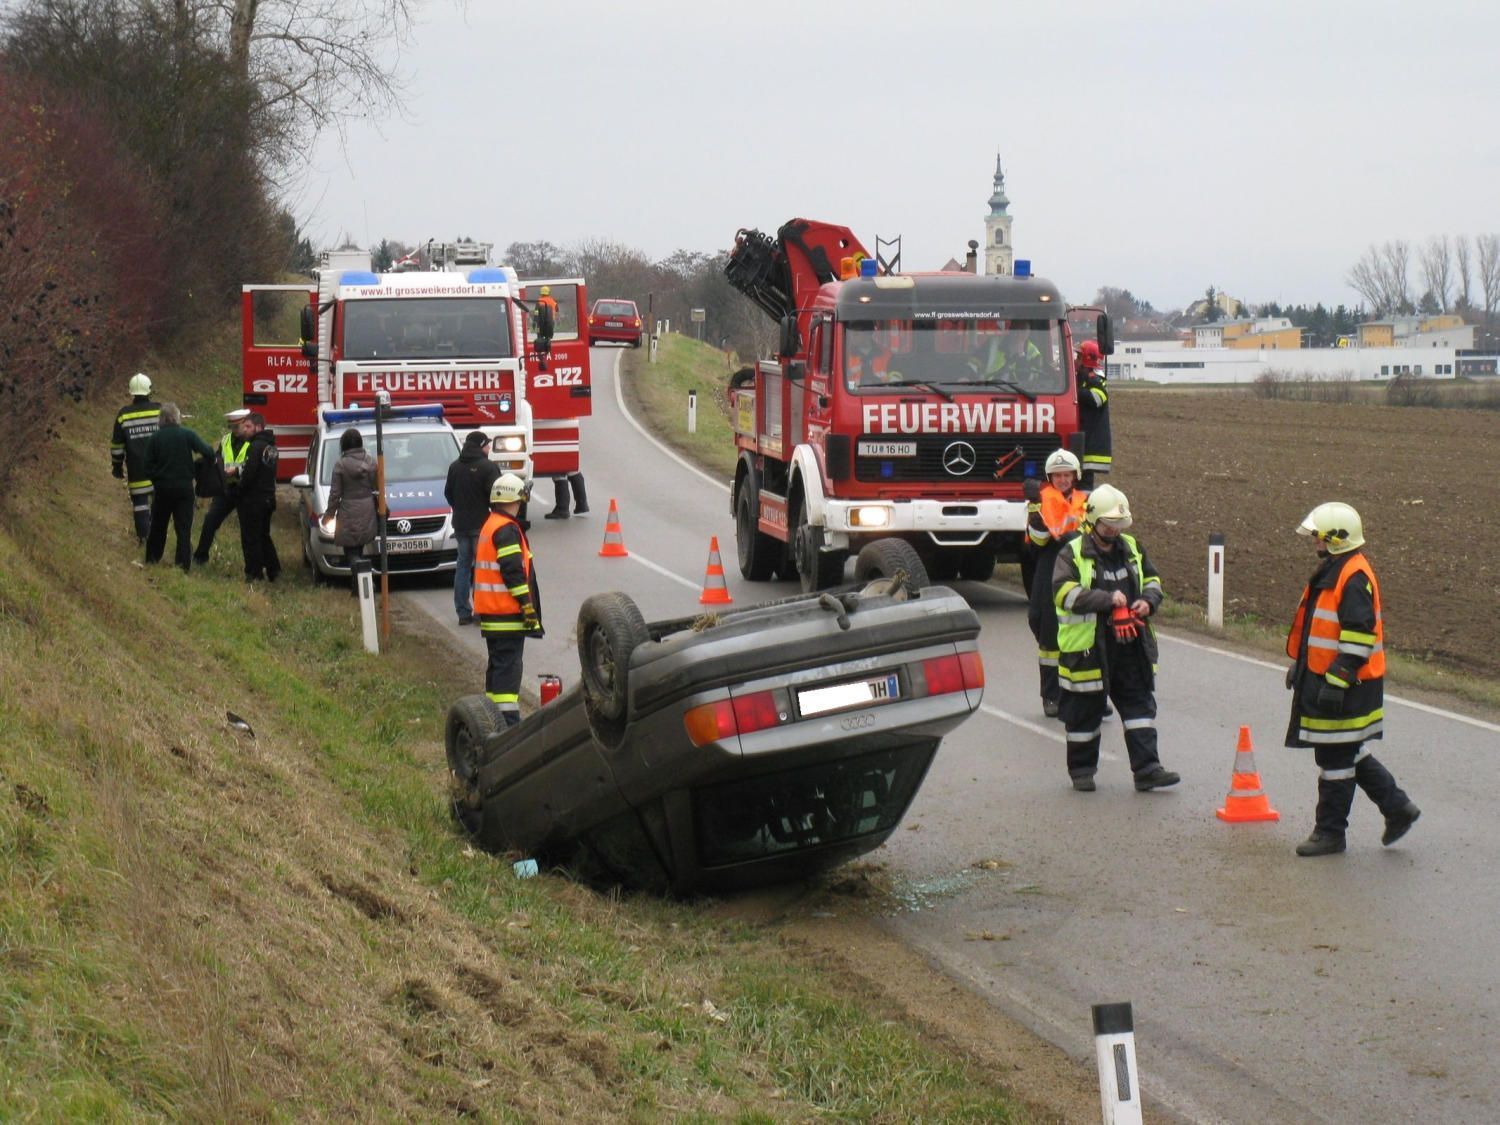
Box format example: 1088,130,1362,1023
1312,744,1410,837
239,497,280,581
548,473,590,516
484,631,524,726
127,487,153,542
144,483,195,570
1060,640,1161,781
1027,543,1063,704
194,491,240,561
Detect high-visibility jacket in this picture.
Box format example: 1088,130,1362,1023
1054,532,1162,693
1285,551,1384,745
1028,484,1088,548
111,397,162,495
535,296,558,340
848,351,894,386
474,510,536,632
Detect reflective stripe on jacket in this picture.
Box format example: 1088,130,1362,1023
1286,552,1385,681
1285,551,1384,746
474,511,534,631
1054,532,1161,692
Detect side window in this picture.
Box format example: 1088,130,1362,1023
524,282,580,342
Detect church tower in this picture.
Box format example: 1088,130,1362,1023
984,153,1014,277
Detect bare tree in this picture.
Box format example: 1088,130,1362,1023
1455,234,1474,311
1347,240,1413,317
1420,235,1452,313
1476,233,1500,324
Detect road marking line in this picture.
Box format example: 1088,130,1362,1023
607,345,730,493
623,549,703,594
980,703,1063,743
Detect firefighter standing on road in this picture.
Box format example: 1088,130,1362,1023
1284,502,1420,856
111,372,162,544
193,409,254,565
1076,340,1112,489
1053,484,1180,793
237,413,281,583
475,473,543,726
1028,449,1088,718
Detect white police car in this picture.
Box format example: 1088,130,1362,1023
291,404,462,580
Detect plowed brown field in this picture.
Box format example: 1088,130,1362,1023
1107,389,1499,677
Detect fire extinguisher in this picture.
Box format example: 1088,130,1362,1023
539,674,562,706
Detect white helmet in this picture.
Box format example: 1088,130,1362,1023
1044,449,1081,477
1085,483,1132,531
490,473,526,504
128,372,152,396
1298,502,1364,554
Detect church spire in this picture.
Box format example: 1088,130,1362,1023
989,152,1010,216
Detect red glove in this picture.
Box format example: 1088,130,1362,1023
1110,604,1141,643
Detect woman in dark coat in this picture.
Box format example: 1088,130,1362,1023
322,428,378,593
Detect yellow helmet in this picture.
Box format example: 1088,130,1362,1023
490,473,526,505
1297,502,1364,553
1084,484,1132,531
539,285,551,296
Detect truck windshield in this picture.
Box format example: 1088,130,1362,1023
342,298,513,361
844,318,1066,395
317,431,459,486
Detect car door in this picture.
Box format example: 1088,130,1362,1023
518,277,592,476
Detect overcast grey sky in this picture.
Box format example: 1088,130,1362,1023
298,0,1500,313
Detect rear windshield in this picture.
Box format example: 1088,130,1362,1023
595,301,637,317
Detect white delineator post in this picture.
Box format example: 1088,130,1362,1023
358,568,379,654
687,389,697,434
1207,532,1225,628
1092,1002,1144,1125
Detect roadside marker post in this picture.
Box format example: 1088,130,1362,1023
1207,532,1225,628
688,389,697,433
1092,1002,1144,1125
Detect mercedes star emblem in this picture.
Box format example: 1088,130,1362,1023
941,441,977,476
396,518,412,535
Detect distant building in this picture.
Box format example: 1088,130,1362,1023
1357,314,1474,350
983,153,1015,277
1192,317,1302,350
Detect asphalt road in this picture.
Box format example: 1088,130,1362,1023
405,347,1500,1124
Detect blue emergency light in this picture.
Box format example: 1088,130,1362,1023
339,270,380,286
860,258,879,278
1013,260,1032,279
323,404,446,427
468,267,508,283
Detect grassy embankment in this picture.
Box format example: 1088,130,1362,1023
0,326,1030,1119
624,335,1500,711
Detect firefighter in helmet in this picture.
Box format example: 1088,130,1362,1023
111,372,162,543
532,285,559,369
1052,484,1180,792
1027,449,1088,718
1076,340,1111,488
475,473,542,726
1284,502,1419,856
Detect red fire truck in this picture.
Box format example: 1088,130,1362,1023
724,218,1111,593
241,241,590,483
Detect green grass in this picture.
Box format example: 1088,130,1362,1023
0,325,1031,1118
623,333,740,479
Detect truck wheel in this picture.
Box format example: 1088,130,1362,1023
445,694,506,835
958,550,997,582
793,504,846,593
735,484,778,581
854,539,930,590
577,592,649,723
926,548,961,581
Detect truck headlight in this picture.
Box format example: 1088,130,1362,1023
849,506,891,528
497,435,525,453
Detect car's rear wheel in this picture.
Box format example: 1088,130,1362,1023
854,539,930,591
445,694,506,835
577,592,649,723
736,483,778,581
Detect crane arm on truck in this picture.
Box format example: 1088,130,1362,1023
724,219,870,341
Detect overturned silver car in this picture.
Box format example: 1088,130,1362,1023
446,560,983,895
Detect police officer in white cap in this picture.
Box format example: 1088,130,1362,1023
193,408,255,564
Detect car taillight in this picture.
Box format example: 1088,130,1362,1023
589,315,598,325
922,651,984,696
683,689,782,746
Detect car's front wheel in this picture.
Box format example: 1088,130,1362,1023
577,592,650,740
854,539,930,592
445,694,507,836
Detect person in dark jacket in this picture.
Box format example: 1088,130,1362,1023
1052,484,1180,793
193,409,254,565
142,402,215,570
1076,341,1112,489
1284,501,1419,857
111,372,162,543
237,413,281,582
323,428,379,595
445,431,501,625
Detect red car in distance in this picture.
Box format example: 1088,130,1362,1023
588,298,644,347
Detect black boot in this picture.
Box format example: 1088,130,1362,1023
570,472,589,515
1296,831,1346,857
544,476,570,519
1382,800,1421,846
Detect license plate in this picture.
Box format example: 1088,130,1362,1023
858,441,917,457
386,537,432,554
798,672,901,717
606,320,623,327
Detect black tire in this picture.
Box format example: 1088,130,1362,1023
958,549,997,582
576,592,649,723
792,501,846,594
735,483,778,581
854,539,930,590
926,548,961,582
445,694,506,835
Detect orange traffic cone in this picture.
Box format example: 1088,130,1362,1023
698,536,733,604
1215,725,1280,822
598,499,628,558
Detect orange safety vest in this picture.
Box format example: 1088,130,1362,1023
474,510,533,628
1286,553,1384,680
1039,485,1088,539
